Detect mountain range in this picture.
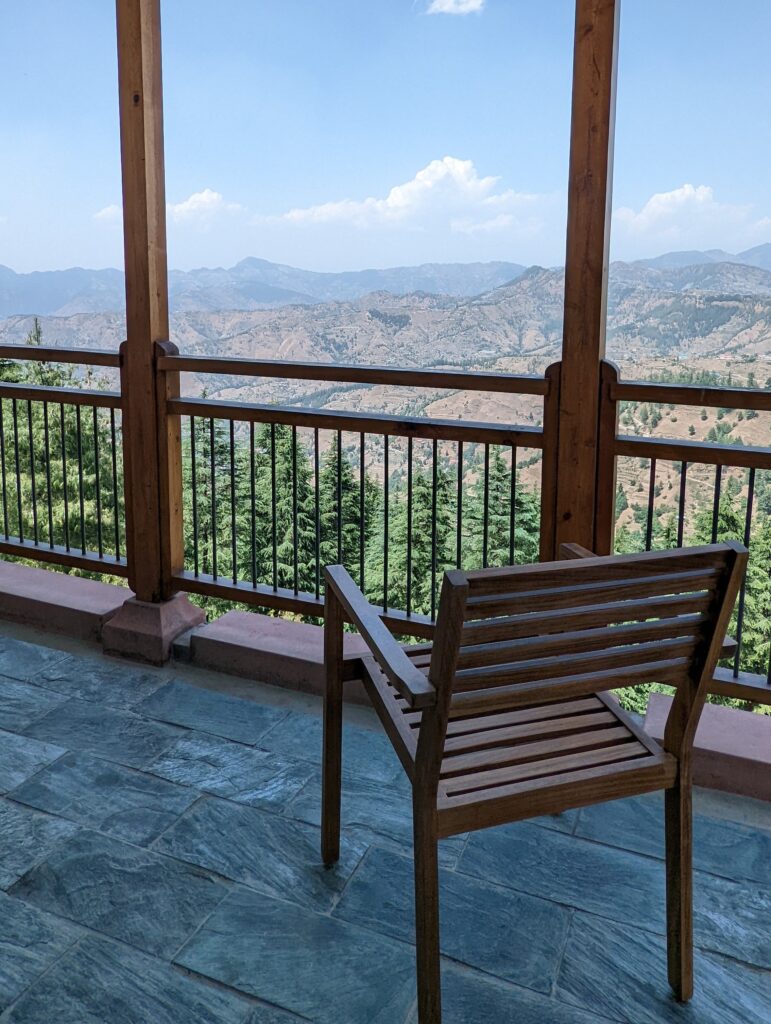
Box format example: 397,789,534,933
2,243,770,318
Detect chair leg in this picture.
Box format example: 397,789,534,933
321,596,344,867
413,798,441,1024
665,778,694,1002
321,682,343,866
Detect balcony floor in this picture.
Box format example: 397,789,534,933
0,620,768,1023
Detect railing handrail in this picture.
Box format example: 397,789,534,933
0,382,122,409
612,378,771,412
614,433,771,471
158,353,550,395
0,345,121,368
168,395,544,447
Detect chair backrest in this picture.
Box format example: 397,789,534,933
420,543,746,774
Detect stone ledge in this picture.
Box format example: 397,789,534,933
0,560,131,642
645,693,771,802
187,611,371,704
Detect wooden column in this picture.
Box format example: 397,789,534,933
553,0,620,552
116,0,182,601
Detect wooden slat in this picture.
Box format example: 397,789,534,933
442,711,617,761
446,696,602,732
0,539,128,576
442,740,647,798
437,754,675,837
456,614,707,672
464,570,718,619
0,382,121,409
460,592,710,646
455,636,697,692
361,659,417,778
464,546,730,596
450,657,690,714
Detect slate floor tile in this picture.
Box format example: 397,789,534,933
135,679,287,745
10,751,197,846
0,728,65,793
410,962,611,1024
0,635,68,682
333,845,569,994
458,819,771,969
176,887,417,1024
0,891,81,1011
154,796,365,913
557,911,771,1024
284,770,480,870
144,732,315,810
257,709,403,783
575,792,771,886
34,654,167,710
0,676,68,733
10,830,230,957
22,698,182,768
0,798,79,889
3,936,257,1024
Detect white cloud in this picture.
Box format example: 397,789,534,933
94,203,122,223
427,0,485,14
266,156,546,236
613,183,771,256
167,188,243,225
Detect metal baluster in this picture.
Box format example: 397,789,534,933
509,445,517,565
431,438,438,621
76,406,85,554
359,432,365,591
292,425,299,595
383,435,389,612
92,406,103,558
406,436,413,617
110,409,120,560
210,418,218,581
710,465,723,543
733,468,755,678
676,461,688,547
27,402,38,545
60,404,70,551
250,422,256,588
456,441,463,569
229,420,237,584
270,423,277,591
12,400,22,542
190,417,199,577
43,402,53,547
0,401,8,538
482,444,490,567
645,458,657,551
314,427,320,599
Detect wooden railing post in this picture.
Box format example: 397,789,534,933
104,0,203,662
554,0,620,551
539,361,562,561
594,360,620,554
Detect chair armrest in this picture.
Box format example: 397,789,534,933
324,565,436,709
559,543,597,560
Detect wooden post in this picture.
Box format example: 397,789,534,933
115,0,180,602
104,0,204,662
539,361,562,561
594,360,620,554
553,0,620,552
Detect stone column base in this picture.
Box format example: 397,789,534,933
102,594,206,666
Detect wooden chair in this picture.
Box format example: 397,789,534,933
321,542,747,1023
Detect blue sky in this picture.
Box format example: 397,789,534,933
2,0,771,273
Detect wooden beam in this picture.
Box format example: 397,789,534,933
116,0,181,601
554,0,620,551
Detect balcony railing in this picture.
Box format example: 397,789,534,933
0,343,768,705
